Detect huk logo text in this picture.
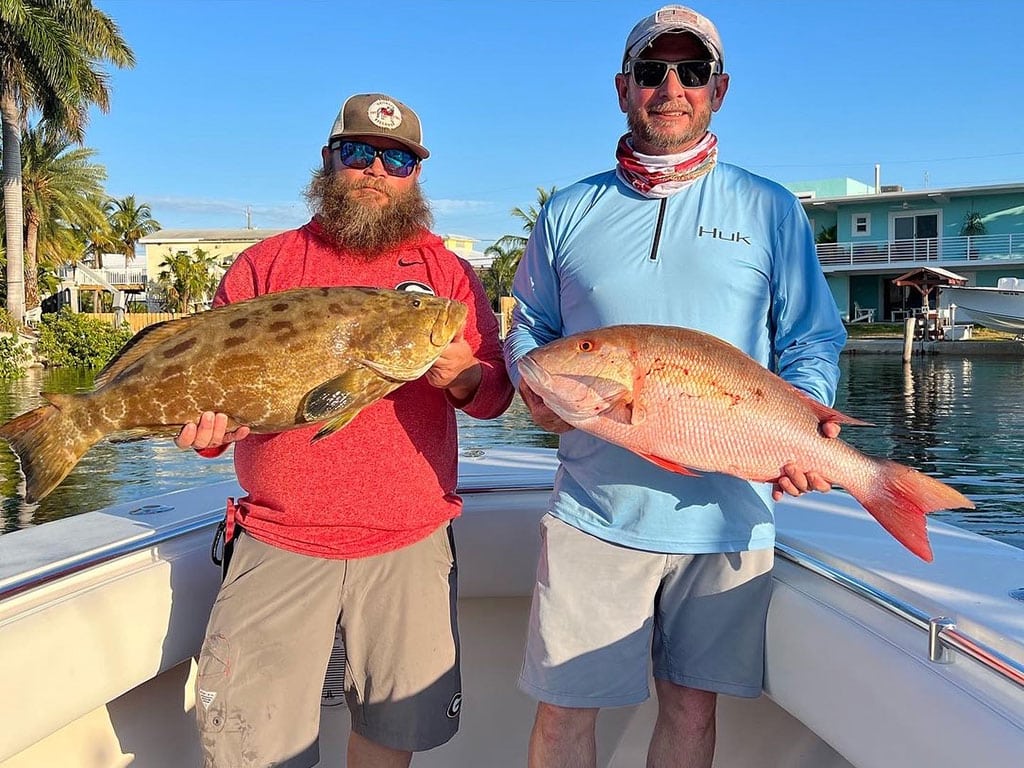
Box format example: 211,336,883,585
697,226,751,245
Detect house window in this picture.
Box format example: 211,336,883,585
852,214,870,237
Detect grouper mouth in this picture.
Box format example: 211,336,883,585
431,299,467,347
360,299,468,382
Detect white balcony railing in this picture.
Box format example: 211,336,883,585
56,265,148,285
816,233,1024,269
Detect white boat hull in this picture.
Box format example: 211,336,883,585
942,285,1024,333
1,447,1022,767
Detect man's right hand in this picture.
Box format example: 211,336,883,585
519,382,573,434
175,411,251,450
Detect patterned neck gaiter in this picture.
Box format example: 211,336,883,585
615,132,718,198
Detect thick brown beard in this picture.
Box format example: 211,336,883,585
304,168,434,258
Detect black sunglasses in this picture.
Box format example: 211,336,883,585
330,139,420,178
624,59,718,89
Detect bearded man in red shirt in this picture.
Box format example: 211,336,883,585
175,92,513,768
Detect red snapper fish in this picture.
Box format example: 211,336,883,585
517,324,975,562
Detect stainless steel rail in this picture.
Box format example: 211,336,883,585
775,542,1024,689
0,483,552,602
5,492,1022,693
0,512,223,601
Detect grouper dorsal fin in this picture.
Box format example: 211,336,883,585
93,316,196,388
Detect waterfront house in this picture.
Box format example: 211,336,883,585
786,178,1024,322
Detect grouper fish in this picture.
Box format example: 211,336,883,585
517,324,975,562
0,286,468,503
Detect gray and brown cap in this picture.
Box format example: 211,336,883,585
328,93,429,159
623,5,725,69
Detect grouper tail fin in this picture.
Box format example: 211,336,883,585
0,394,100,503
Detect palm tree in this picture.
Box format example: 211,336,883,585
492,186,557,252
78,198,119,269
0,0,134,324
157,247,220,314
481,241,523,309
18,122,107,309
107,195,160,263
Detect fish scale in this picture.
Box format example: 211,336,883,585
518,324,975,562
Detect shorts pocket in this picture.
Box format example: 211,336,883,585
196,633,232,733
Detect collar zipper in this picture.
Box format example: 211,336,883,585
649,198,668,261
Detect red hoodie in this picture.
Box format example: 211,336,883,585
203,220,513,558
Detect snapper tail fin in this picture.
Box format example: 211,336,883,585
844,458,975,563
0,394,100,503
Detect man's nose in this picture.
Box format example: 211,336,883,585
660,67,688,97
364,156,389,177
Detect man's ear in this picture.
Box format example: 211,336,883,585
321,145,332,172
614,72,630,114
711,73,730,112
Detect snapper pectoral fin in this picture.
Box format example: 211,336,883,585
603,397,646,426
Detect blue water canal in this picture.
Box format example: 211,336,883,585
1,355,1022,551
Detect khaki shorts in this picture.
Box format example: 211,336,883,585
196,526,461,767
519,515,773,708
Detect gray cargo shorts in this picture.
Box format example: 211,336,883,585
519,514,773,708
196,526,461,767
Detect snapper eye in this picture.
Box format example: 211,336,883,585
578,340,595,352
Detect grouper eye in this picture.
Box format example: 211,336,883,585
411,298,422,308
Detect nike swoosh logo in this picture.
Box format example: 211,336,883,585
398,258,423,267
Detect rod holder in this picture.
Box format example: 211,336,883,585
929,617,956,664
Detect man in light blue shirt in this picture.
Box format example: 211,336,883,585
504,6,846,767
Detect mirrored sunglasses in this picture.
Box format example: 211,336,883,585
331,140,419,178
625,59,718,89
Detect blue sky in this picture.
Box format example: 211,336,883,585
88,0,1024,249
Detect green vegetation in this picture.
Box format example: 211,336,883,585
156,247,221,313
37,309,132,369
0,335,30,378
105,195,161,266
17,122,109,310
483,186,556,308
1,0,135,325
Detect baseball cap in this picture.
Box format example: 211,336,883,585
328,93,429,159
623,5,725,70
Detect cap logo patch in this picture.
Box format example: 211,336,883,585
368,99,402,130
656,8,697,24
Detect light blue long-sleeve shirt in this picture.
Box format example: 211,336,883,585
504,163,846,553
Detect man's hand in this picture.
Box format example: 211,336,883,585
175,411,251,451
771,421,841,501
425,332,482,404
519,381,573,434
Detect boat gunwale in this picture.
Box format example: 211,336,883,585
2,474,1021,692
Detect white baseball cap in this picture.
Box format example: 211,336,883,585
623,5,725,70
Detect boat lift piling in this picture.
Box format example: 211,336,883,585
903,317,917,362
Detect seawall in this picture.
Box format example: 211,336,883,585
843,338,1024,355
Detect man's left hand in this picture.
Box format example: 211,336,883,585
771,421,841,501
424,332,482,403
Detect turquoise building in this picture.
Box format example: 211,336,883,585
786,178,1024,322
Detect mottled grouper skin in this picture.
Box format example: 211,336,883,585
0,286,467,502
